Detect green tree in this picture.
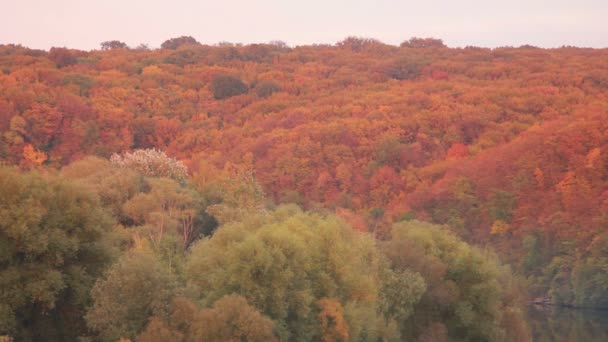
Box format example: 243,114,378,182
379,269,426,328
488,190,517,223
137,295,277,342
48,47,77,68
61,156,146,223
400,37,446,48
100,40,128,50
204,168,267,224
62,73,94,96
161,36,200,50
189,294,278,342
86,247,180,341
210,75,248,100
186,205,386,341
63,156,215,251
570,233,608,308
122,177,210,258
0,167,122,341
383,220,530,341
381,55,427,80
255,80,281,98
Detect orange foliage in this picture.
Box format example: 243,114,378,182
21,144,47,168
1,42,608,268
317,298,349,342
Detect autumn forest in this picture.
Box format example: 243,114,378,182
1,36,608,341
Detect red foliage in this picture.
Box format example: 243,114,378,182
1,42,607,264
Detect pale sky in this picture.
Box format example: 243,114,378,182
1,0,607,50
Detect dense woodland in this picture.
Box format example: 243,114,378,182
0,36,607,341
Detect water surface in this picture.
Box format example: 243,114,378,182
527,305,608,341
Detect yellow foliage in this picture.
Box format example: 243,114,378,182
586,147,601,168
22,144,47,167
490,220,511,235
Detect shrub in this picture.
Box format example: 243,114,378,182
211,75,248,100
255,80,281,98
161,36,200,50
100,40,128,50
48,47,77,68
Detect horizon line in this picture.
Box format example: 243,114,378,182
2,36,607,52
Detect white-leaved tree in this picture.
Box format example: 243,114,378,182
110,149,188,182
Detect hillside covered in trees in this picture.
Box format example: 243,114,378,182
1,37,607,341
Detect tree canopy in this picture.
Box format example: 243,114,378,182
1,36,607,340
0,167,123,340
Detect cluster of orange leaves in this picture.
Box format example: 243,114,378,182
0,40,607,258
